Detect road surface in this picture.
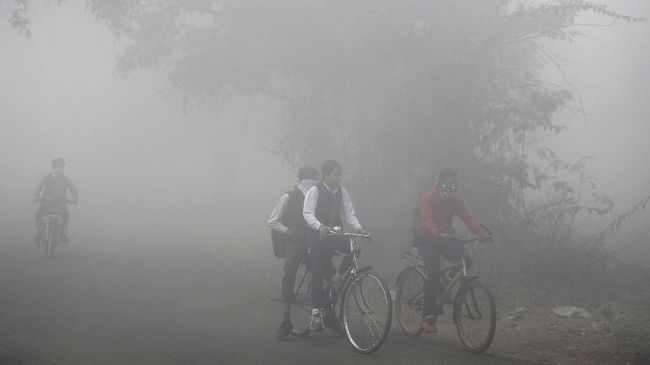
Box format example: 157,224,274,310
0,233,536,365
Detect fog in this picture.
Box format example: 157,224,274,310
543,1,650,258
549,1,650,207
1,1,649,364
2,1,648,250
1,2,295,251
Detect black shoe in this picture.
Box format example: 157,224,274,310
323,313,345,335
278,320,293,338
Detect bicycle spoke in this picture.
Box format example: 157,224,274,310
396,268,426,336
469,287,483,319
456,282,496,353
359,314,378,347
343,273,391,354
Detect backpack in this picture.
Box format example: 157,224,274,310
270,189,302,258
271,230,286,258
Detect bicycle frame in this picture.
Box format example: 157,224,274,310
326,233,372,306
401,253,463,304
401,237,484,311
293,233,372,312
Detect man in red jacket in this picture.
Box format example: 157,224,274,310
415,168,492,334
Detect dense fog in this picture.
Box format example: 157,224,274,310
2,1,648,257
0,2,297,252
0,1,648,364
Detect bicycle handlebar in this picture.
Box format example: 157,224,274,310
35,198,77,204
436,223,493,244
325,232,371,239
455,236,493,244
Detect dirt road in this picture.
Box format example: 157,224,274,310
0,233,535,365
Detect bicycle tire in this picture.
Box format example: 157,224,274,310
395,267,426,337
46,229,56,258
341,271,392,354
454,280,496,353
291,263,312,337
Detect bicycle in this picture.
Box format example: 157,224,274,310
291,231,392,354
36,210,64,258
395,229,496,353
35,198,72,258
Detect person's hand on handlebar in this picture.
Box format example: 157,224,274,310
438,232,453,240
356,228,368,236
319,225,333,238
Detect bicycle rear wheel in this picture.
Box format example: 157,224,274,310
395,267,426,336
454,280,496,353
342,271,392,354
291,263,312,336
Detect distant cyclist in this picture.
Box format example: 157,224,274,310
415,168,492,334
268,166,320,338
303,160,367,333
34,158,78,243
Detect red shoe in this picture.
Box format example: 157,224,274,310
422,315,438,334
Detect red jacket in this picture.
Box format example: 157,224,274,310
416,185,488,239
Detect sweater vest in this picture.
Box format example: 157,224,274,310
314,182,343,228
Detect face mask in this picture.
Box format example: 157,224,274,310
439,181,457,199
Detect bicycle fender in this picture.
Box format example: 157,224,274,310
337,267,374,320
338,266,374,309
395,266,427,286
462,275,480,283
452,278,480,325
354,266,373,275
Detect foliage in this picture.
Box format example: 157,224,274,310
6,0,31,37
595,195,650,242
525,156,614,243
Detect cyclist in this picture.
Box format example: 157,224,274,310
268,166,320,339
415,168,492,334
303,160,367,333
33,157,78,243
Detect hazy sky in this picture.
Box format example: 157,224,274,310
0,1,648,246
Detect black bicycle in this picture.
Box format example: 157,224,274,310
395,229,496,353
291,231,392,354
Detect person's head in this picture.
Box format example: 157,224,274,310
437,168,458,199
298,166,319,181
322,160,343,188
51,158,65,176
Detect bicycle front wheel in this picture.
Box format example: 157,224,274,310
454,280,496,353
291,263,312,337
395,267,426,337
342,271,392,354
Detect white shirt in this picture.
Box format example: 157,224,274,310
267,179,318,233
303,183,362,232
